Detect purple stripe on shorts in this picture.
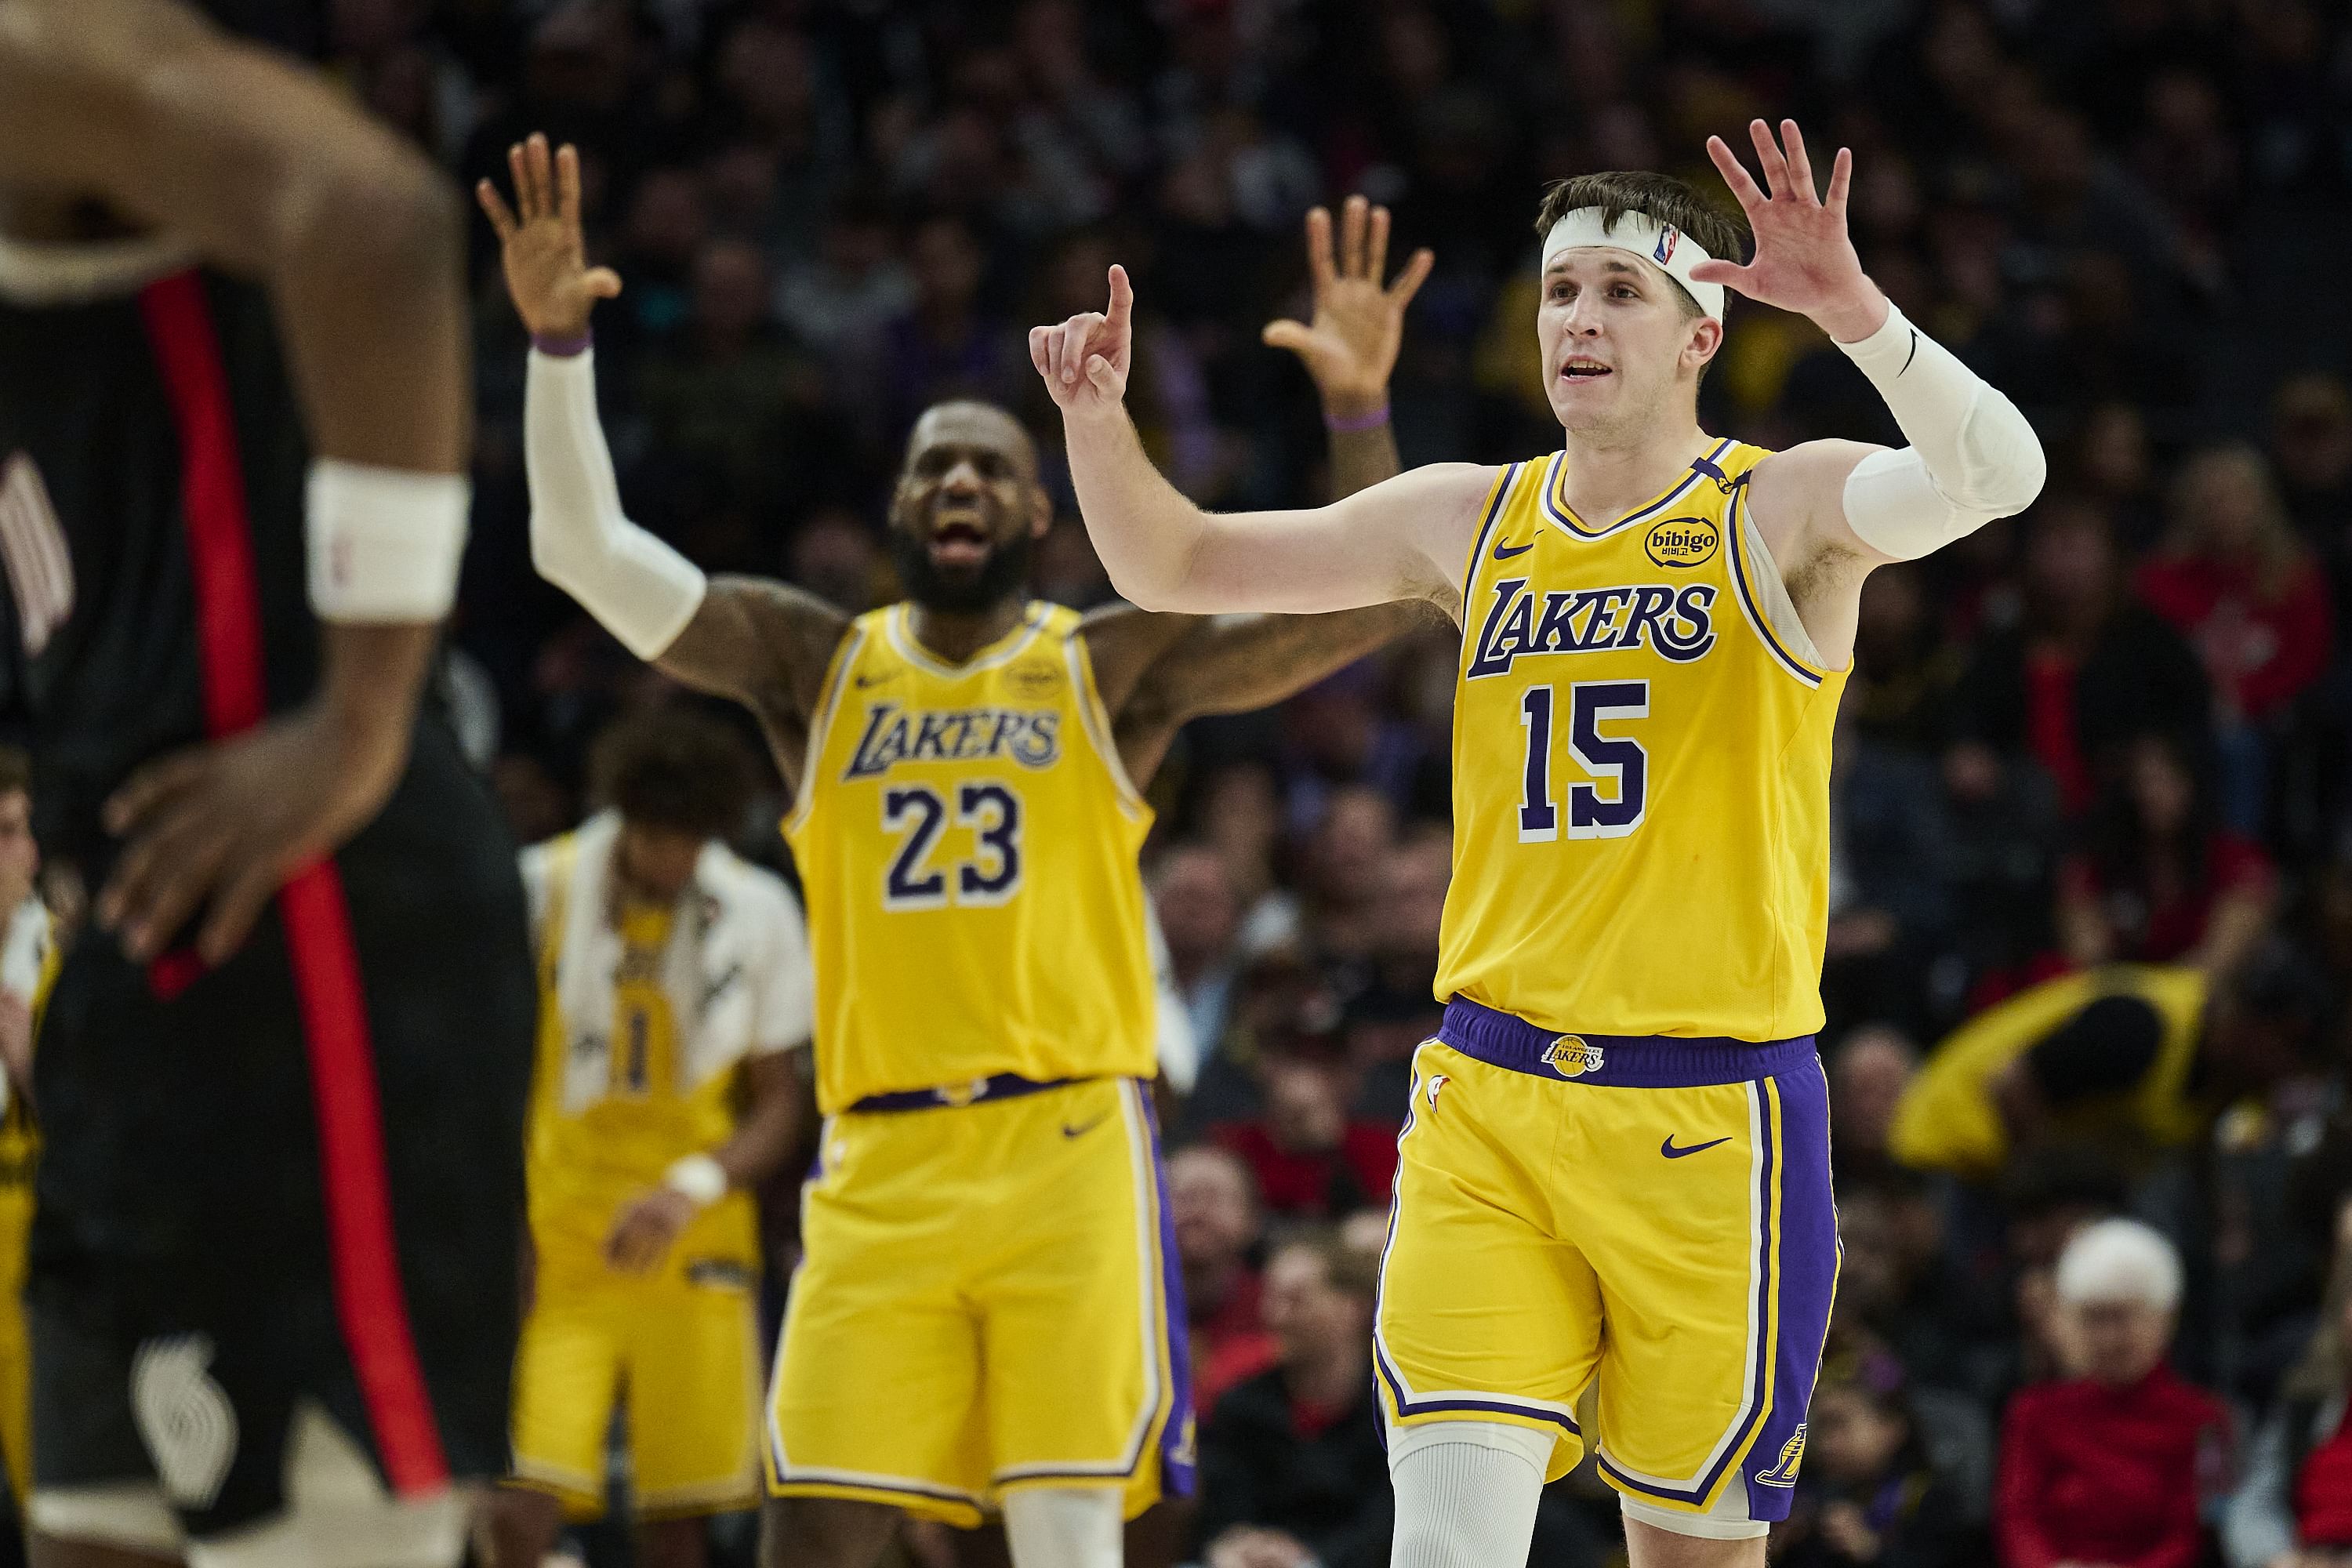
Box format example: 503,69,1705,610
1142,1086,1197,1499
1742,1060,1838,1522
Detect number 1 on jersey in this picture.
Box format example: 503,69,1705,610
1518,680,1650,843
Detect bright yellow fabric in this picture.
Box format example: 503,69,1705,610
1436,445,1846,1040
0,913,58,1502
1376,1040,1820,1515
510,1263,764,1520
767,1078,1184,1526
1889,964,2209,1179
524,840,760,1287
784,602,1156,1113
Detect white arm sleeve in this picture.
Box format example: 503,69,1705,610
524,347,708,659
1835,303,2047,561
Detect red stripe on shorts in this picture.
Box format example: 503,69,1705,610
139,270,450,1496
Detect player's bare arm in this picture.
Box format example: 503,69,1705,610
1033,264,1496,618
1,0,475,964
605,1048,807,1273
1697,119,2045,663
1073,195,1443,785
481,136,849,789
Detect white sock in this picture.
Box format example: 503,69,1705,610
1387,1420,1552,1568
1002,1486,1123,1568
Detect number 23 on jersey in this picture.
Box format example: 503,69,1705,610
881,781,1024,909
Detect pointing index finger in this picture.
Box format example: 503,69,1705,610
1105,264,1134,336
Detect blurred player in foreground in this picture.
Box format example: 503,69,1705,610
481,132,1432,1568
489,707,813,1568
0,2,535,1564
1033,121,2045,1566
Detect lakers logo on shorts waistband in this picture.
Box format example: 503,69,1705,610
1542,1036,1605,1078
1754,1424,1806,1488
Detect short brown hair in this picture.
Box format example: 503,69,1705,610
588,706,757,840
0,748,29,801
1532,171,1750,321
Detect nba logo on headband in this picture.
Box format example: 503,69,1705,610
1654,227,1679,264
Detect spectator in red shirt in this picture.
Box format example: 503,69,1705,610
1211,1051,1399,1221
2136,445,2333,832
1997,1218,2231,1568
2056,729,2278,977
1171,1143,1277,1416
1948,504,2209,820
2225,1205,2352,1567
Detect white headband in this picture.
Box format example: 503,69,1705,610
1541,207,1726,321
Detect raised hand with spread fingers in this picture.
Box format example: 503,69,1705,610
1693,117,1886,343
1261,194,1435,423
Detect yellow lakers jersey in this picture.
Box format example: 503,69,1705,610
786,601,1156,1114
1436,440,1846,1040
1889,964,2209,1178
527,843,759,1283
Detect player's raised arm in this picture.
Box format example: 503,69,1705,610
1082,206,1445,782
1032,265,1489,616
0,0,482,963
1702,121,2046,585
480,136,847,786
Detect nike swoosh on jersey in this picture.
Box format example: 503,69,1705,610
1492,538,1535,560
1062,1113,1111,1139
855,671,894,688
1661,1134,1734,1160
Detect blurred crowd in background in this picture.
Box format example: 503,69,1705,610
313,0,2352,1562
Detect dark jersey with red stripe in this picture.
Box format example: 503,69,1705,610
0,262,532,1499
0,270,318,874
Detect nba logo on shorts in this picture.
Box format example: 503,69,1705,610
1653,226,1679,264
1542,1035,1605,1078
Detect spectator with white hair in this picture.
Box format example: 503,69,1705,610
1994,1219,2231,1568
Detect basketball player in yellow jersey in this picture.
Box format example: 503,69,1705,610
481,136,1435,1568
1034,120,2047,1568
489,709,812,1568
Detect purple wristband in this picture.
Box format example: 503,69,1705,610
532,328,593,358
1323,402,1390,434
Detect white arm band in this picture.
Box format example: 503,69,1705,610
524,347,707,659
1835,302,2047,561
307,461,469,622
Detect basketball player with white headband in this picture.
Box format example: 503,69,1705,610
1029,120,2044,1567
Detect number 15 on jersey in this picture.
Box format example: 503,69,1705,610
1519,680,1649,843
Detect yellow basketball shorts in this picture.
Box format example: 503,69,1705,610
1376,998,1838,1534
510,1257,764,1520
767,1075,1191,1527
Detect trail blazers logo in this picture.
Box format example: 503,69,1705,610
0,453,72,655
132,1334,239,1509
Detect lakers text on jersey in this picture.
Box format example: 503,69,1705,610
768,603,1189,1525
786,601,1156,1113
1378,448,1841,1535
1439,441,1845,1042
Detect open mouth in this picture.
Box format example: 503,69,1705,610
929,517,991,568
1559,358,1613,383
